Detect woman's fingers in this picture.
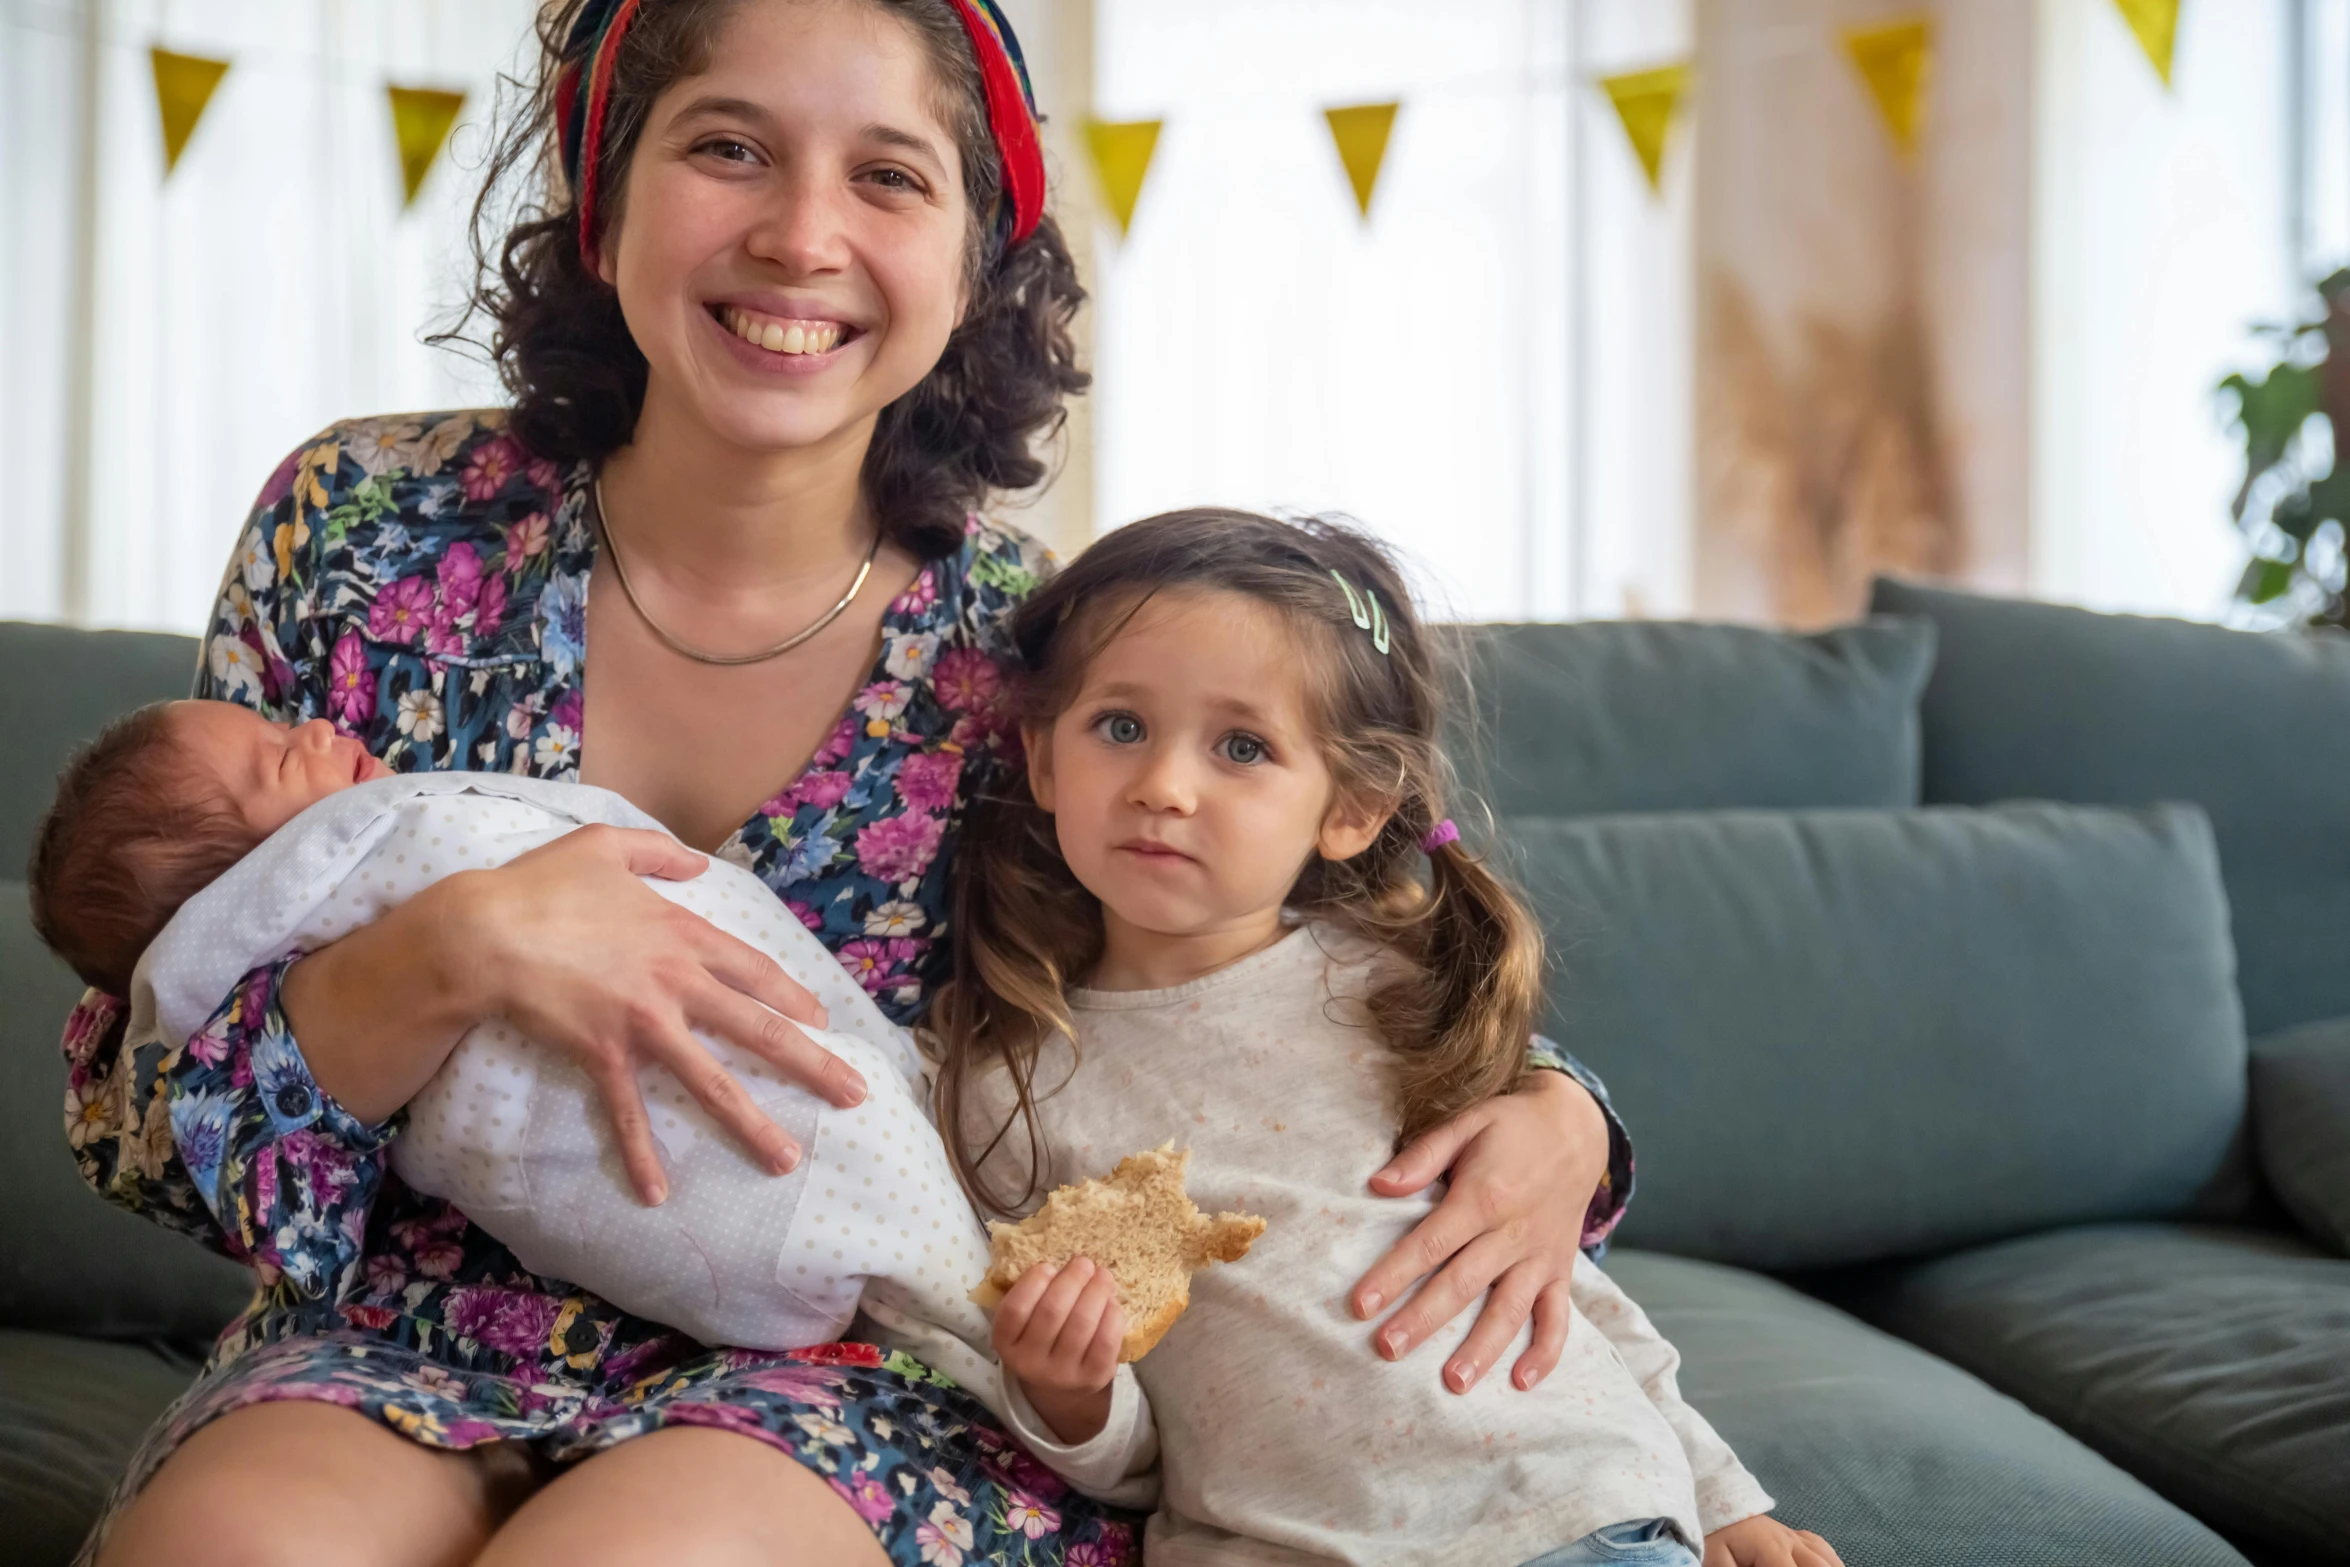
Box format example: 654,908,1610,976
688,918,830,1031
1367,1101,1495,1199
602,826,710,882
1352,1173,1491,1324
581,1052,670,1206
634,1021,798,1177
1377,1229,1521,1364
1793,1531,1844,1567
689,982,864,1109
1441,1259,1549,1393
1510,1277,1574,1390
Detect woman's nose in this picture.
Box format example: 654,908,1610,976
745,171,852,276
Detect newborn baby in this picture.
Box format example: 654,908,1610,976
29,700,1106,1475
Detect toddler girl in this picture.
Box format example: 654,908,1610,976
937,510,1847,1566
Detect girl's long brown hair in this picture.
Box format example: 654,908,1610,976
932,509,1546,1215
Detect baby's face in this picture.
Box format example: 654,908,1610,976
171,701,393,840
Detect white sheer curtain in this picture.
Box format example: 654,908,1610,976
1,0,538,633
1089,0,1695,622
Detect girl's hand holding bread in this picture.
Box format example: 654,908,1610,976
990,1257,1126,1444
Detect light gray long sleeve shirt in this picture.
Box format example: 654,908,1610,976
961,924,1774,1565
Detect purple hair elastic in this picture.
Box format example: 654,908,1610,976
1420,819,1460,853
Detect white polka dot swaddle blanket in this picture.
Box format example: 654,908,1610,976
128,773,1005,1397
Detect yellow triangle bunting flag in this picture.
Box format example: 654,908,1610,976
387,85,468,208
1842,17,1932,157
1084,118,1162,238
2111,0,2180,87
1323,102,1400,220
150,47,231,177
1597,63,1692,196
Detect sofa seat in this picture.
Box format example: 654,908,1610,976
0,1329,197,1565
1606,1249,2249,1566
1813,1224,2350,1565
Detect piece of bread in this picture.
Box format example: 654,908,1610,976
972,1143,1266,1362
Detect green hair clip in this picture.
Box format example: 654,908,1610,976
1329,570,1391,655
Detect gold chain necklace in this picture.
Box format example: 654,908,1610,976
593,477,881,667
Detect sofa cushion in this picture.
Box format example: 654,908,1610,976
0,1328,199,1567
1511,804,2246,1271
1604,1250,2249,1566
1459,617,1935,817
0,621,198,878
2250,1017,2350,1256
1812,1224,2350,1565
1870,578,2350,1038
1,880,252,1343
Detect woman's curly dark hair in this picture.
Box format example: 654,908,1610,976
436,0,1088,560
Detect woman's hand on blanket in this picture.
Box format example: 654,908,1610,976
1349,1069,1609,1394
451,825,862,1204
1702,1514,1845,1567
991,1257,1123,1445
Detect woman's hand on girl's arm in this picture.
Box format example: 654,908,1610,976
1703,1515,1845,1567
1350,1068,1612,1394
281,824,853,1206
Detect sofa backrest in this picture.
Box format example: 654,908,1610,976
1872,577,2350,1037
1458,617,1936,817
1510,803,2249,1270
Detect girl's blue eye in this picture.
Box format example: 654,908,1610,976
1220,733,1267,765
1100,713,1143,744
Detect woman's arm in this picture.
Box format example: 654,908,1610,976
1348,1041,1633,1394
281,822,860,1203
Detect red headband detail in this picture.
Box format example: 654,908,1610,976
943,0,1046,244
573,0,645,265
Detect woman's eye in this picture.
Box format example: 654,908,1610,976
1220,733,1267,765
861,166,923,193
1098,713,1143,744
696,138,758,165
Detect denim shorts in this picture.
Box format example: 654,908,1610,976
1518,1517,1702,1567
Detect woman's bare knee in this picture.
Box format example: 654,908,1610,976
477,1426,888,1567
96,1400,519,1567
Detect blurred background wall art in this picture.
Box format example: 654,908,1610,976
3,0,2346,631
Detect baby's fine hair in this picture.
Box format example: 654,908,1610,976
28,702,258,997
932,507,1546,1215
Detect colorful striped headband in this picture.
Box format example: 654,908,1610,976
554,0,1048,264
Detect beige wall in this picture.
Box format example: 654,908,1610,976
1693,0,2033,624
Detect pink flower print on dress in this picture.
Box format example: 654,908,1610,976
328,631,375,728
437,542,485,616
932,647,1002,714
551,687,584,735
526,456,563,494
459,434,524,502
1004,1492,1061,1539
830,1472,896,1525
892,567,938,616
854,810,945,884
764,770,853,818
505,511,550,566
368,575,436,645
734,1363,848,1408
788,898,824,932
894,749,963,812
443,1285,564,1357
810,713,859,768
837,938,906,995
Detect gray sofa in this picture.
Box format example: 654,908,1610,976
4,582,2347,1565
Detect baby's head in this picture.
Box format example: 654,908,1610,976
938,509,1543,1207
28,701,391,995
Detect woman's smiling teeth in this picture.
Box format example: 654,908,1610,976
719,305,847,357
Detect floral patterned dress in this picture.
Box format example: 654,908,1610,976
59,410,1633,1564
